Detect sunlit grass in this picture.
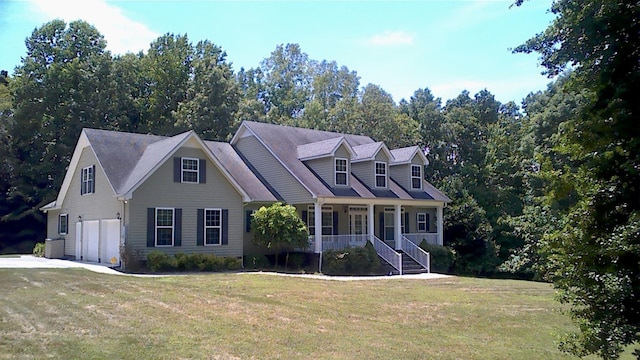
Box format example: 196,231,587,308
0,269,598,359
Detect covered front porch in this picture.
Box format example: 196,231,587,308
299,200,445,274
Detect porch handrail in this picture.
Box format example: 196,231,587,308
403,233,438,246
372,235,402,275
401,235,430,273
322,234,369,251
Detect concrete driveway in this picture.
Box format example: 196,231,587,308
0,255,129,275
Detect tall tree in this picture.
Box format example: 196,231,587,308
260,43,313,124
515,1,640,358
173,40,239,141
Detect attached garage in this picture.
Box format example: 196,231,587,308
76,219,121,265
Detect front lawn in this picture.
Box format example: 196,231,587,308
0,269,594,359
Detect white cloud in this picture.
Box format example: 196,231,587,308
27,0,158,55
366,31,415,46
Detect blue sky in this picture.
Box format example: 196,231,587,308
0,0,555,105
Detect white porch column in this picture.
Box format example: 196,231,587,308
368,203,375,242
314,202,323,253
395,204,402,250
437,205,444,246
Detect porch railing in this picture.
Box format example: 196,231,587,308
306,234,370,252
322,234,369,251
403,233,438,246
401,235,430,273
372,235,402,275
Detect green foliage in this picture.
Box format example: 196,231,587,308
514,1,640,357
146,251,241,273
251,202,309,267
419,241,454,273
287,253,306,270
146,251,174,272
322,242,380,276
32,242,45,257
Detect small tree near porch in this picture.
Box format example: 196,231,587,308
251,202,309,268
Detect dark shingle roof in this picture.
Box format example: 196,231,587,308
241,121,450,202
84,128,277,202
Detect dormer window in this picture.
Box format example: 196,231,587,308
181,157,199,183
411,165,423,190
375,161,387,188
335,158,348,186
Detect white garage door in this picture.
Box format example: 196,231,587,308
100,219,121,265
82,220,100,262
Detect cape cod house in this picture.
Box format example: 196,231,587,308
41,121,450,273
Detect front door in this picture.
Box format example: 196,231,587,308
349,207,368,236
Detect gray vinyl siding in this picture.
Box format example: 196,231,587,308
352,162,373,188
235,135,312,204
127,146,243,258
305,157,333,186
56,146,121,256
390,164,410,190
46,209,62,239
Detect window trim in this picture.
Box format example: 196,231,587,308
417,212,428,232
307,205,334,236
374,161,387,188
204,208,222,246
81,165,94,195
58,213,68,235
155,207,175,247
411,165,423,190
335,158,348,186
181,157,200,184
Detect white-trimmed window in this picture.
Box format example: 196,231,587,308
181,157,199,183
411,165,423,190
58,214,68,235
375,161,387,188
335,158,348,186
81,165,95,195
308,206,334,236
204,209,222,245
417,212,429,232
156,208,174,246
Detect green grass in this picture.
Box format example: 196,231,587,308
0,269,605,359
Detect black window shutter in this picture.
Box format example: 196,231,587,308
199,159,206,184
174,209,182,246
197,209,204,246
91,165,96,193
245,210,252,232
301,210,308,225
147,208,155,247
80,170,85,195
174,157,181,183
404,212,410,233
65,215,69,234
379,212,384,240
332,211,338,235
57,215,61,234
426,214,430,232
222,209,229,245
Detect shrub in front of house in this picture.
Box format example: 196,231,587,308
32,242,45,257
419,240,454,273
146,251,241,273
244,254,270,270
322,241,380,275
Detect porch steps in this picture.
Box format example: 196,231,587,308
398,251,428,274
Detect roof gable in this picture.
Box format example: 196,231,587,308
390,146,429,166
297,137,355,161
352,142,393,163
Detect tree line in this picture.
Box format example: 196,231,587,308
1,0,638,356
